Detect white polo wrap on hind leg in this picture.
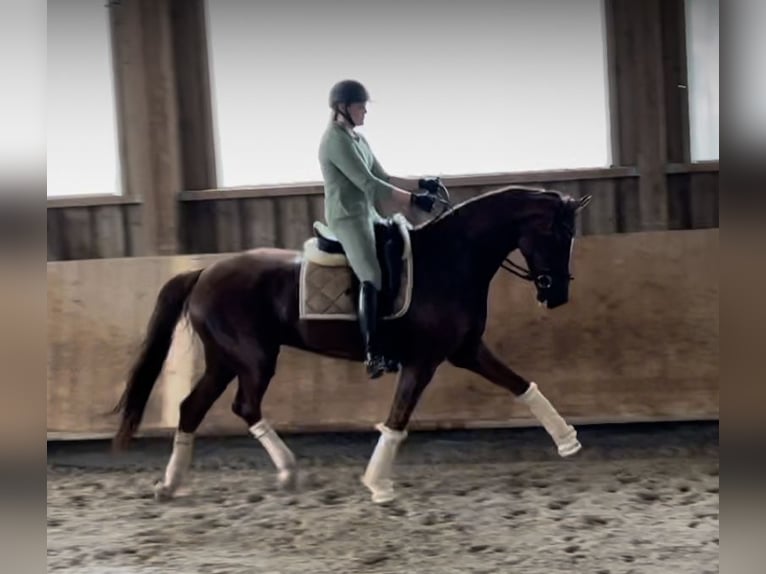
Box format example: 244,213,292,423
362,423,408,504
250,419,297,485
518,382,581,457
156,430,194,498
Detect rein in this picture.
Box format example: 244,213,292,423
500,258,537,282
428,184,543,285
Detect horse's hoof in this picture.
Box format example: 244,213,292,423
277,469,298,491
370,489,396,504
361,476,396,504
153,482,175,502
558,438,582,458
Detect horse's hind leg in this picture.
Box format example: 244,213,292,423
450,339,581,457
229,341,297,489
362,362,438,503
154,350,234,501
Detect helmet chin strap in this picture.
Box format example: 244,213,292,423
336,105,356,127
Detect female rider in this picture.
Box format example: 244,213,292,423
318,79,437,379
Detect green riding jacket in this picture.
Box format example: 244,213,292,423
318,122,396,225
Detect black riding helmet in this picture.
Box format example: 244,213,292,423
329,79,369,126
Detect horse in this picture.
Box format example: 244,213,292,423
111,185,592,503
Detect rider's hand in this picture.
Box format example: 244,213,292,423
418,177,442,195
410,191,436,212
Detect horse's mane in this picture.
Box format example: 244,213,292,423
413,185,565,231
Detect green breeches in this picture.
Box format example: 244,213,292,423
328,216,382,291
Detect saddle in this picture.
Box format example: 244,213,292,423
300,214,413,320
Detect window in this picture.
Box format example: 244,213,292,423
206,0,610,187
685,0,719,161
47,0,122,197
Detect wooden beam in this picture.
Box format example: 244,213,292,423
109,0,181,256
605,0,638,165
178,167,639,202
636,0,669,231
661,0,691,164
665,161,719,174
109,0,151,206
170,0,217,191
604,0,623,166
46,195,141,209
139,0,182,254
605,0,674,231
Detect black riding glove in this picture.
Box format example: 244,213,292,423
418,177,442,194
410,191,436,212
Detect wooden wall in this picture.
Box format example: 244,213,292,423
46,166,718,261
47,229,719,439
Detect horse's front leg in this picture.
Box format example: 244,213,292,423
450,340,581,457
362,362,438,503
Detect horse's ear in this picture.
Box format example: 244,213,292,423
576,195,592,213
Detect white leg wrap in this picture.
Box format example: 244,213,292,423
250,419,297,486
361,423,408,504
154,430,194,501
518,382,582,457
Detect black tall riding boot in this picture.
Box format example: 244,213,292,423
359,281,386,379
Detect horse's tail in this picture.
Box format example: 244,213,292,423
111,269,203,451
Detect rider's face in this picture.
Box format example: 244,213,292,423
344,102,367,126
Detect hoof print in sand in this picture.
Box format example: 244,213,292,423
582,515,609,528
635,491,661,503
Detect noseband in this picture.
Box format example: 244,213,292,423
500,259,561,289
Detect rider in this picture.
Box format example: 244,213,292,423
318,79,438,379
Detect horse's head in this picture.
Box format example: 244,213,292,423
517,192,592,309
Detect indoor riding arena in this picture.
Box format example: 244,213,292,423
47,1,718,573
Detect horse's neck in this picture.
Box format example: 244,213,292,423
425,190,545,283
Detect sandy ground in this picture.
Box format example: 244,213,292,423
47,422,718,574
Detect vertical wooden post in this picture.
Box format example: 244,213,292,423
109,0,151,207
605,0,690,232
170,0,218,253
140,0,182,255
109,0,181,255
660,0,691,164
636,0,668,231
170,0,217,191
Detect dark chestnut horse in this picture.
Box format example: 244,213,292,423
112,185,591,503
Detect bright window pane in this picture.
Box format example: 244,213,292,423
685,0,719,161
206,0,610,187
47,0,122,197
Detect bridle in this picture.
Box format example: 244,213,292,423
430,182,573,290
500,258,556,289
